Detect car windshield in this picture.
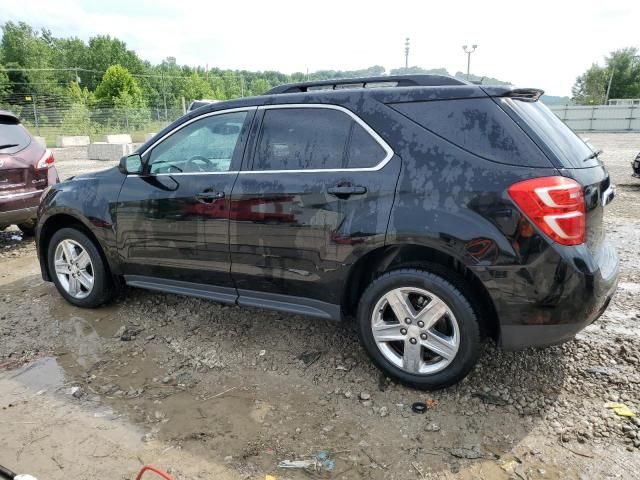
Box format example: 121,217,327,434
0,122,31,155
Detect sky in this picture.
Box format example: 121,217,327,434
2,0,639,97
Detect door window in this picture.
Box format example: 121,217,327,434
148,111,247,174
254,107,387,171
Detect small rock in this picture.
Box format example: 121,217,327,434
359,392,371,401
380,406,389,417
425,423,441,432
344,391,353,399
113,326,126,338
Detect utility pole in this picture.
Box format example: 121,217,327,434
161,67,168,121
74,67,81,84
462,44,478,79
604,66,614,105
404,38,410,70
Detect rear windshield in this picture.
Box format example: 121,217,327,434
499,98,598,169
390,98,550,167
0,122,31,155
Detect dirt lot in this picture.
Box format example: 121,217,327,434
1,134,639,480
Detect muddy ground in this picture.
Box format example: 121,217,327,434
1,134,639,480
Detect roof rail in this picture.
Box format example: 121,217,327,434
266,74,468,95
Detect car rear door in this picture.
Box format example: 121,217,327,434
229,104,401,318
116,108,255,297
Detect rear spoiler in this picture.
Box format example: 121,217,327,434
481,86,544,102
0,110,20,124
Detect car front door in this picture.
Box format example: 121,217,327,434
229,104,400,319
116,108,255,298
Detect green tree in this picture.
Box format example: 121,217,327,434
0,21,59,96
0,66,10,97
181,72,214,102
95,64,145,108
572,48,640,104
84,35,145,90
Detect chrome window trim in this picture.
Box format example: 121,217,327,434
127,171,240,177
136,103,394,177
138,107,256,176
241,103,394,174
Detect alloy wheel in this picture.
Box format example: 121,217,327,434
54,239,94,299
371,287,460,375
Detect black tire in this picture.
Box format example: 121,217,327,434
356,268,480,390
47,227,114,308
17,220,37,236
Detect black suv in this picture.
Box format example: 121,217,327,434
36,75,619,389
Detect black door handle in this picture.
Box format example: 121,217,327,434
196,190,225,203
327,185,367,198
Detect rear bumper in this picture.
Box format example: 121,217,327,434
0,206,38,225
0,166,58,226
477,239,619,350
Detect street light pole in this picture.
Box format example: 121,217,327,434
405,38,410,70
462,44,478,79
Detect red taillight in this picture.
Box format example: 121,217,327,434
36,149,55,169
508,176,585,246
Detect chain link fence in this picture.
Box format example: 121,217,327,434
0,93,185,144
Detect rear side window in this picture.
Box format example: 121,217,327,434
500,98,597,168
347,123,387,168
254,107,387,170
0,122,31,155
390,98,549,167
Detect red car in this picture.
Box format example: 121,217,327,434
0,111,58,236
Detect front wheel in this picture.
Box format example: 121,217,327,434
356,268,480,390
47,228,114,308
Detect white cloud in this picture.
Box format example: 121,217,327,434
2,0,638,95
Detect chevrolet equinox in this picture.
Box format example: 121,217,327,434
36,75,619,389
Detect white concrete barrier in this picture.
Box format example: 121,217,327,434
103,134,133,144
33,136,46,148
88,142,134,161
144,133,157,142
55,136,90,147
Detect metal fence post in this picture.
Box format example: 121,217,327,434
31,95,40,136
125,108,130,133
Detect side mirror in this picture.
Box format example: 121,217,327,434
119,154,143,174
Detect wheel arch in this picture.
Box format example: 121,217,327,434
341,243,500,340
39,213,115,282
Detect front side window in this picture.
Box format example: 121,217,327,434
254,107,387,171
148,111,247,174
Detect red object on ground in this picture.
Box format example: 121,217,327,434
136,465,174,480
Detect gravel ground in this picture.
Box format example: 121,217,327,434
1,134,639,479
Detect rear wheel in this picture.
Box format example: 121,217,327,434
18,220,37,236
47,228,114,308
357,268,480,390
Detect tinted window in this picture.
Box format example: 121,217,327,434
501,98,597,168
149,111,247,174
0,122,31,154
347,123,387,168
391,98,549,167
255,108,351,170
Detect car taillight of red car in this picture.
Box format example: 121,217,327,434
36,149,55,169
